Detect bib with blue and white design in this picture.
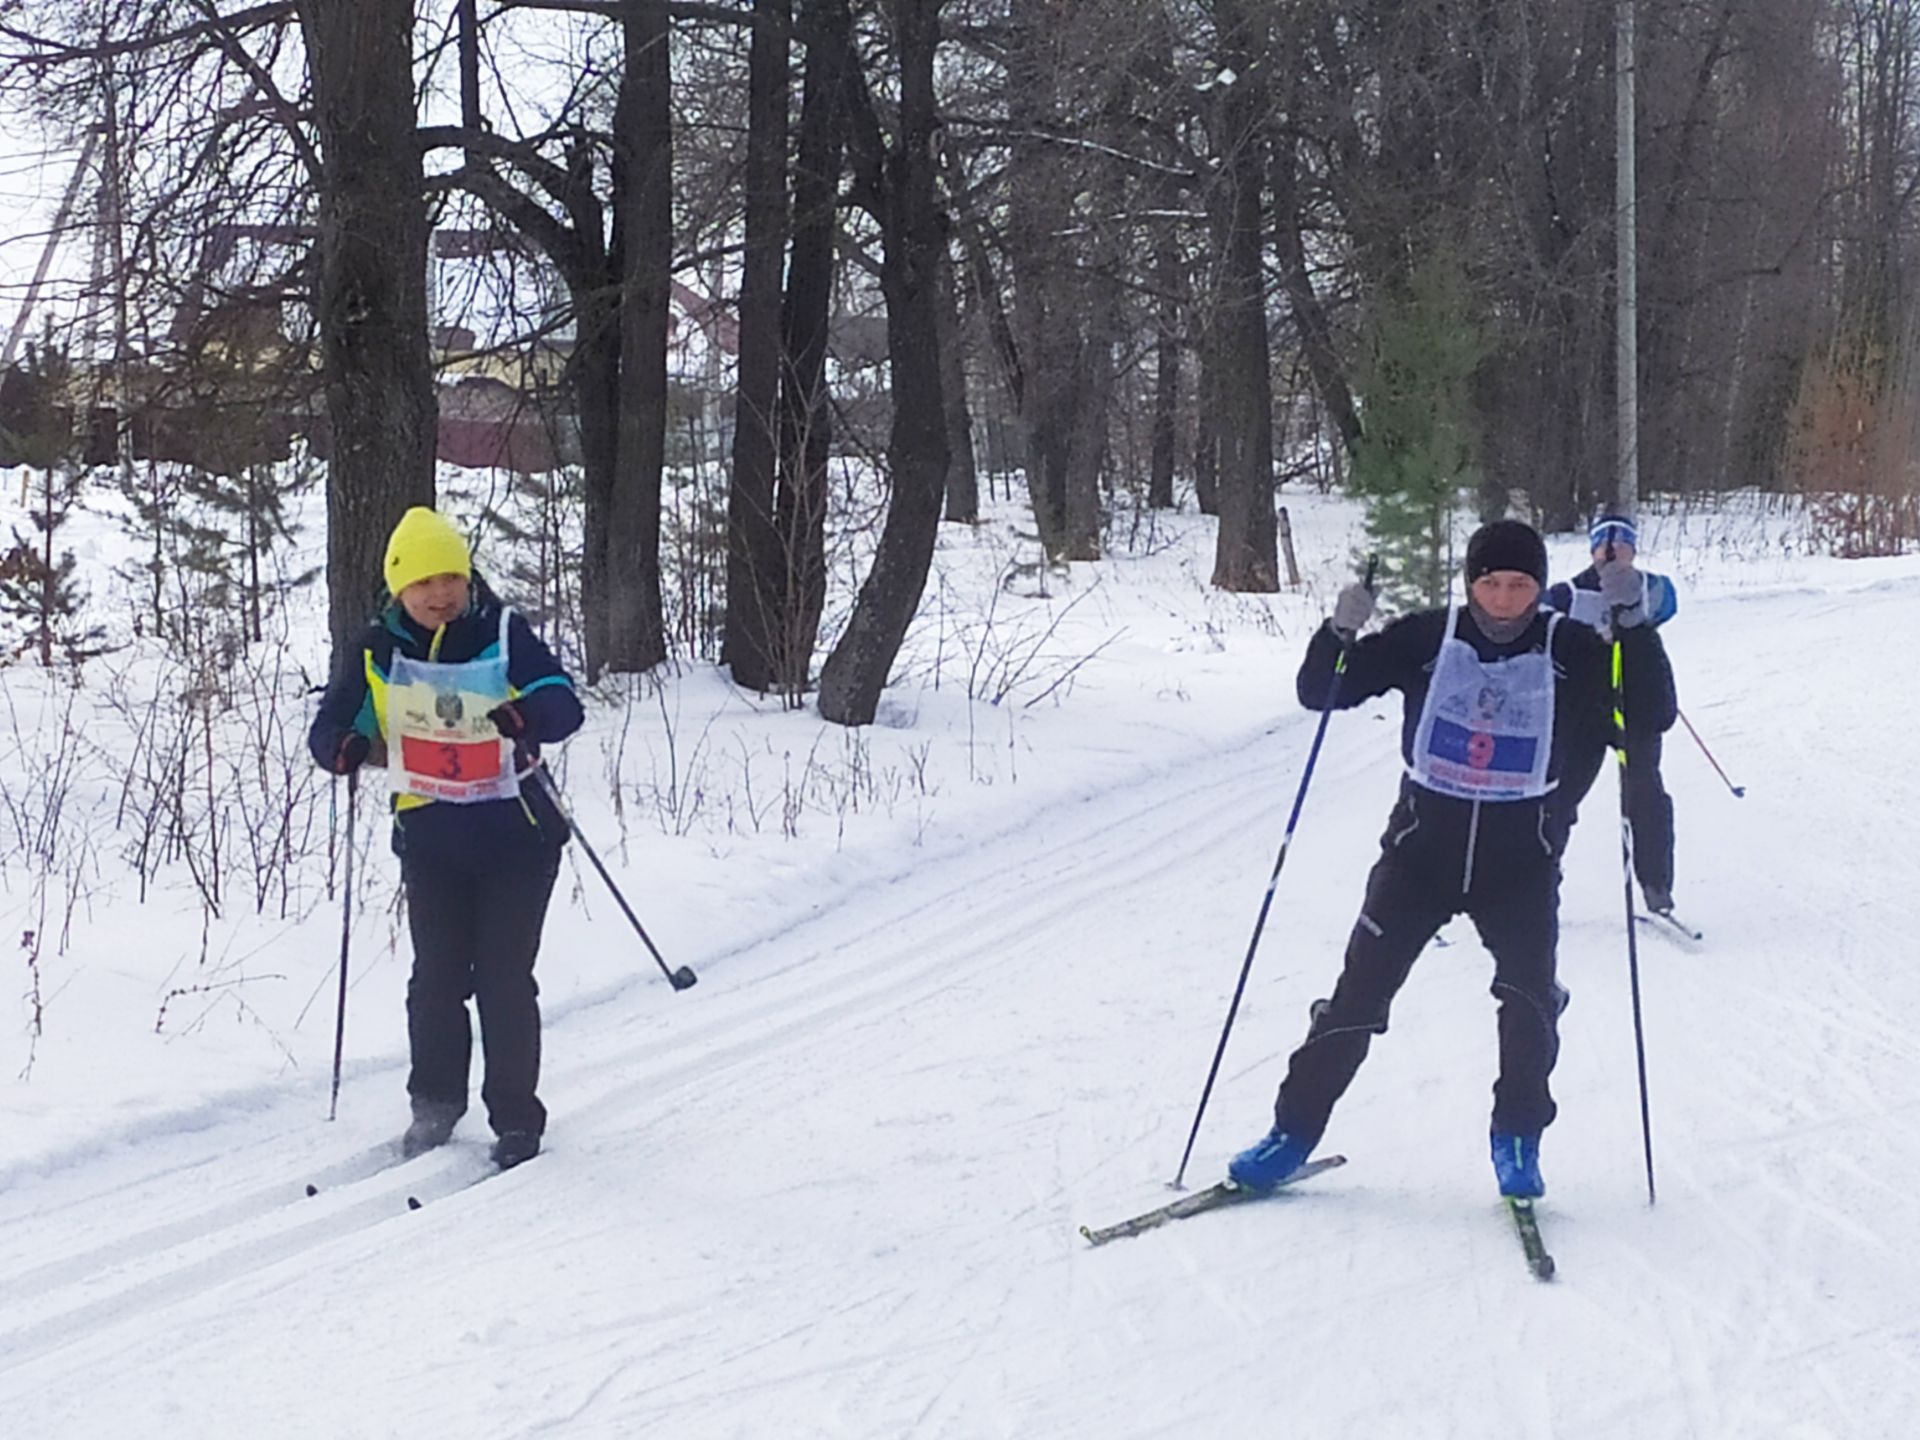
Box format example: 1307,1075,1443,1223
1408,608,1560,802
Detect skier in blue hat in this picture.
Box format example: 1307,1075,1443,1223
1546,514,1681,914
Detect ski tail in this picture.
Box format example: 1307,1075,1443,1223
1506,1196,1556,1280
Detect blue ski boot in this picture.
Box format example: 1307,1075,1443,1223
1490,1131,1544,1198
1228,1127,1317,1192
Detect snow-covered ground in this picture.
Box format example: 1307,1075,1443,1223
3,484,1917,1438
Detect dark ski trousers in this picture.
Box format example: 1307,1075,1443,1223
1274,809,1568,1142
1624,731,1675,899
402,849,560,1138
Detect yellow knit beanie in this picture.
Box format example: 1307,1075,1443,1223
383,507,472,596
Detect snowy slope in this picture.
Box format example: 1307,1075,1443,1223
4,511,1920,1438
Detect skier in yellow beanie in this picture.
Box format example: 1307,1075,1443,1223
383,505,473,597
310,505,582,1171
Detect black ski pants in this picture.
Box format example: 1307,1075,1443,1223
1624,731,1675,899
1273,807,1569,1142
402,849,560,1138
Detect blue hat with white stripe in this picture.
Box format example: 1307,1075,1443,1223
1589,514,1637,551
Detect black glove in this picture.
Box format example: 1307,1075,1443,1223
333,733,371,775
488,702,529,741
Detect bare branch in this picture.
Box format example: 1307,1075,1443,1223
0,2,294,70
185,0,320,180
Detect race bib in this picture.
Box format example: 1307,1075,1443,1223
1408,609,1559,802
386,611,521,805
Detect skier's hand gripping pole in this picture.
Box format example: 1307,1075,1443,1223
1169,557,1376,1190
533,767,698,992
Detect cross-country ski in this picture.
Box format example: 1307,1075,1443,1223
1081,1156,1348,1246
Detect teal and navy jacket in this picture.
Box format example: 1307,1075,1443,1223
309,579,584,863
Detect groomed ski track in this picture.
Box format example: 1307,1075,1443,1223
4,575,1919,1439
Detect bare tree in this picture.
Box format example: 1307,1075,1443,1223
292,0,436,652
1205,0,1276,589
723,0,794,693
816,0,950,725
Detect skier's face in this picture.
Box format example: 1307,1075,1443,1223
1470,570,1541,622
1592,538,1637,566
399,572,471,630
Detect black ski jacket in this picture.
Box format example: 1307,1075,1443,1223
1296,606,1676,879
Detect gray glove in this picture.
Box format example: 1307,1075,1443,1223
1595,554,1646,627
1330,582,1376,637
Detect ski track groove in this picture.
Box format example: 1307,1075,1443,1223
0,1144,492,1374
538,723,1384,1170
0,719,1386,1387
0,1141,401,1299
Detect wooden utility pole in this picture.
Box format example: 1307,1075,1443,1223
1616,0,1639,515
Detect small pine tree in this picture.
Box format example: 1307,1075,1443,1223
482,463,586,656
0,338,106,667
1347,250,1487,610
177,457,320,644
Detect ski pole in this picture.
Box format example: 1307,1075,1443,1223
1170,557,1375,1190
532,767,698,992
328,769,358,1122
1676,707,1744,797
1610,632,1658,1205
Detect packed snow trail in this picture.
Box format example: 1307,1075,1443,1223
5,573,1920,1438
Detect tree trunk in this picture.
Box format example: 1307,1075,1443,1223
723,0,793,693
602,0,672,674
1270,116,1361,461
1194,300,1219,515
817,0,947,726
938,245,979,523
296,0,436,654
1064,288,1119,558
1149,220,1180,510
1209,0,1278,592
572,273,622,668
770,0,847,702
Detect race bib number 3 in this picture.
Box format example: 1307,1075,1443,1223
400,733,504,786
384,609,524,806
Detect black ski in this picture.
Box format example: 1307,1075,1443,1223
1080,1155,1347,1246
1505,1197,1556,1280
1637,910,1703,943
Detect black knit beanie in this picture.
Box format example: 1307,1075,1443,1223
1464,519,1548,588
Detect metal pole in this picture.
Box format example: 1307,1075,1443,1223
1616,0,1640,515
2,130,100,372
532,767,698,992
1611,638,1657,1205
328,770,358,1122
1170,559,1375,1189
1676,707,1746,797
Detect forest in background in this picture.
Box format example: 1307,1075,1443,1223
2,0,1918,694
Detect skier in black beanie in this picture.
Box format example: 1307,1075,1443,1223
1228,518,1675,1201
